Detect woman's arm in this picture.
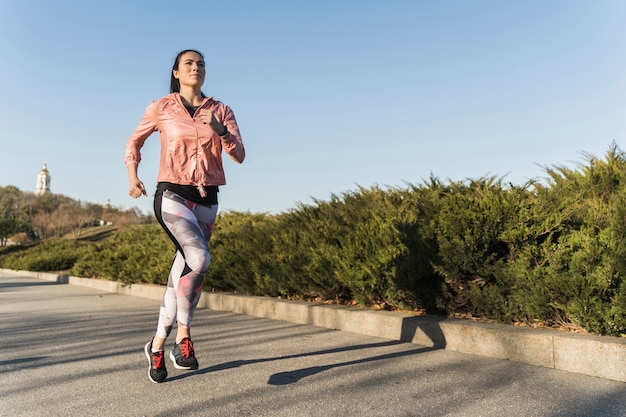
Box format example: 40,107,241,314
125,102,158,198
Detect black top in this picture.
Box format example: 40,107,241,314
156,182,218,206
183,104,199,117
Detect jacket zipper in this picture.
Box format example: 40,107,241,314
193,105,207,198
178,93,207,198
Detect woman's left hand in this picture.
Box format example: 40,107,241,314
198,109,226,136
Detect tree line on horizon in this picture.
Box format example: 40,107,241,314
0,186,149,245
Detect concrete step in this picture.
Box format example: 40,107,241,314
5,269,624,382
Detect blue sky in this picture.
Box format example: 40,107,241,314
1,0,625,215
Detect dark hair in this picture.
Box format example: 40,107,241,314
170,49,205,94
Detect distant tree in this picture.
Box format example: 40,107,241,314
31,211,53,240
0,186,23,245
54,201,98,237
10,232,32,245
84,202,104,223
103,205,150,227
0,185,149,241
0,217,19,245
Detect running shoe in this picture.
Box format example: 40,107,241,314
170,337,199,370
144,341,167,383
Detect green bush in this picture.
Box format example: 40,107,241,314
0,239,86,271
431,177,518,314
302,187,413,308
3,144,626,336
512,147,626,334
71,223,171,285
207,212,280,293
445,145,626,335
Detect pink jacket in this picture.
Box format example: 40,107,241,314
125,93,245,188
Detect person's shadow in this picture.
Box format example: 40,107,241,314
169,315,447,385
268,315,447,385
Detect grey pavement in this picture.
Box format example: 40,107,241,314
0,272,625,417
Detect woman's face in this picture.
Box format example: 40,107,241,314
173,51,206,89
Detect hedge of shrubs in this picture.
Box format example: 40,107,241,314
1,145,625,337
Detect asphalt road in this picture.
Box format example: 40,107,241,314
1,272,624,417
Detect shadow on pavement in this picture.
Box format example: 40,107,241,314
0,280,64,289
0,357,48,367
266,345,435,385
167,340,436,385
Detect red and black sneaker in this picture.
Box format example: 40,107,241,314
170,337,199,370
144,341,167,383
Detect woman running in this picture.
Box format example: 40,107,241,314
125,49,245,383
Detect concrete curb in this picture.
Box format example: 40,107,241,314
3,269,625,382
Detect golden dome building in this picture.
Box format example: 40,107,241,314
35,163,51,196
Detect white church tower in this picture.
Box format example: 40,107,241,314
35,163,51,196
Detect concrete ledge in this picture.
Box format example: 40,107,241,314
2,269,625,382
439,320,555,368
216,295,625,380
554,332,626,382
3,269,69,283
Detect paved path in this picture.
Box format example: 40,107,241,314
0,272,624,417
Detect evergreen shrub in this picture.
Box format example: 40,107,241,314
0,239,85,271
71,223,171,285
2,144,626,336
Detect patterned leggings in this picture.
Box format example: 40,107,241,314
153,189,218,339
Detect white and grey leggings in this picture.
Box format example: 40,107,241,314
153,189,218,339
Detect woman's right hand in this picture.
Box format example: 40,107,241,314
129,179,147,198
